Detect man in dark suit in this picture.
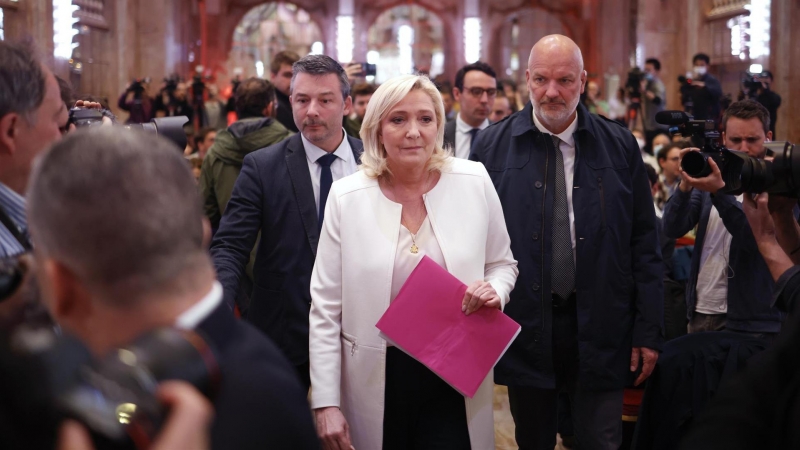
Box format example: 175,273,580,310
25,127,319,449
211,55,362,390
443,61,497,158
471,35,663,450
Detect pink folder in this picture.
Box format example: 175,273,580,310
375,256,521,398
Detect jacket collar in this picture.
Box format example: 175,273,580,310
511,101,598,140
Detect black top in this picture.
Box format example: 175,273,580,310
275,90,298,133
756,89,781,137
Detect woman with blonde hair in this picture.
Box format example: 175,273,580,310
309,74,518,449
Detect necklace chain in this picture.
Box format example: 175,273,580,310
389,174,433,254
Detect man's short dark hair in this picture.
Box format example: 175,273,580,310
235,77,275,119
454,62,497,91
0,40,46,122
270,50,300,75
195,127,216,145
657,143,682,161
27,128,207,303
692,53,710,65
351,83,377,100
645,58,661,71
722,99,770,135
55,75,73,108
290,55,350,100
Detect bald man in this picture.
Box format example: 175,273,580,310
471,35,663,450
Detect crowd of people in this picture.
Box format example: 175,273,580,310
0,30,797,450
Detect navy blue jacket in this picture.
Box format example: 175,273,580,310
470,102,664,391
210,133,363,366
197,302,320,449
662,188,783,333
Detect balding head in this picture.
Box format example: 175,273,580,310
526,34,587,134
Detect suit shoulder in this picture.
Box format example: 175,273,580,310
445,157,489,178
245,135,297,164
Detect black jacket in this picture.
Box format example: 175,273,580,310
210,133,363,366
197,302,320,449
470,102,664,390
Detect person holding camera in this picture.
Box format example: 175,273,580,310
0,40,68,259
26,127,319,449
662,100,783,337
683,53,722,121
117,78,154,124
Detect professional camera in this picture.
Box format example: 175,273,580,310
128,78,151,94
67,108,189,150
656,110,800,197
626,67,645,101
4,325,218,449
163,75,180,95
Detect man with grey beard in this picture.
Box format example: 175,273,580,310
470,34,663,450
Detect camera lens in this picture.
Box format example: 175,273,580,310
681,152,712,178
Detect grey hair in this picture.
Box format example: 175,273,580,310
290,54,351,100
27,127,208,303
0,40,46,124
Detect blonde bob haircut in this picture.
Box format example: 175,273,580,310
359,74,451,179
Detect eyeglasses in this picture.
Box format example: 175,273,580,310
464,87,498,98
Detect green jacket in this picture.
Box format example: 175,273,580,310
199,117,292,286
200,117,293,226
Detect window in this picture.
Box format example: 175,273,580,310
0,8,5,41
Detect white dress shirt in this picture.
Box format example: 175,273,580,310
532,111,579,251
455,114,490,160
175,281,223,329
302,130,359,214
695,195,742,315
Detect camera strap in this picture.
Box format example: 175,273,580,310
0,203,32,252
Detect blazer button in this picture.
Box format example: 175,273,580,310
532,232,539,240
535,181,543,189
532,283,540,291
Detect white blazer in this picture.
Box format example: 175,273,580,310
309,157,518,450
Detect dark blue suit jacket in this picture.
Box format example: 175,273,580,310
471,102,664,391
197,302,319,449
210,133,363,366
662,188,783,333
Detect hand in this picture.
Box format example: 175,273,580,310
743,192,778,246
678,148,726,193
58,381,213,450
645,90,656,101
344,63,364,84
315,407,352,450
462,281,501,316
767,193,797,215
630,347,659,386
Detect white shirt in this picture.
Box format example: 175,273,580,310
454,113,490,159
175,281,223,329
695,196,742,315
532,111,579,251
302,130,359,214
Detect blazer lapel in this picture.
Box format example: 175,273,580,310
347,136,364,164
285,135,321,256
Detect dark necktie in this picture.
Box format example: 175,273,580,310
550,134,575,300
317,153,338,232
469,128,480,149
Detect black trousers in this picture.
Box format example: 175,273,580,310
507,296,623,450
294,361,310,393
383,347,471,450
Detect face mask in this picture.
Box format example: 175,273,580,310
654,144,664,154
694,66,707,76
636,138,646,150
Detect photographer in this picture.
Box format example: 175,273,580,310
117,79,154,124
683,53,722,121
678,191,800,449
154,79,193,123
27,128,319,449
662,100,783,337
0,40,68,259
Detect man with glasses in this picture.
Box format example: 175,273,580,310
444,62,498,159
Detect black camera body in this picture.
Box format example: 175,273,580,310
626,67,645,101
8,326,218,450
656,110,800,197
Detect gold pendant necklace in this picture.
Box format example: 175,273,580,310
390,175,432,254
410,232,419,254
